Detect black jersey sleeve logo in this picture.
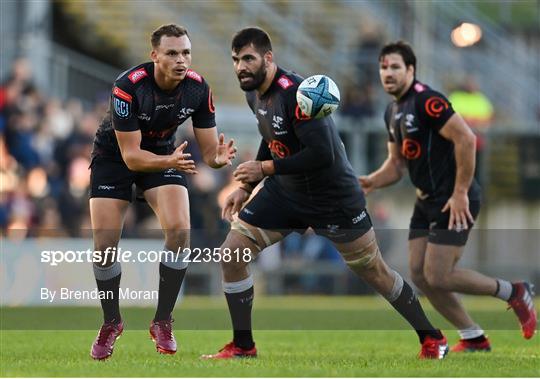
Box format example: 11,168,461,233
112,86,132,119
425,96,449,118
268,140,290,158
401,138,421,160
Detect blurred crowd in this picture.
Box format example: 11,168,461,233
0,58,235,241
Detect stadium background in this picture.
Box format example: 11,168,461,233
1,0,539,303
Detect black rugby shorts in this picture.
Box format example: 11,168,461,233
89,157,187,202
409,197,481,246
238,182,372,243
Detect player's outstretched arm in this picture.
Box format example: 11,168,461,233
438,113,476,230
193,127,236,168
115,130,196,173
359,141,405,195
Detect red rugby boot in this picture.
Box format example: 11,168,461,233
201,341,257,359
149,318,177,354
508,282,537,339
419,335,449,359
90,320,124,360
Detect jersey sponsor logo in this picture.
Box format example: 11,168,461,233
186,69,203,83
401,138,421,160
98,185,115,190
268,139,290,158
114,97,130,119
277,75,293,89
163,168,183,179
295,105,311,120
208,89,215,113
425,96,449,118
128,68,148,83
113,86,132,102
142,125,176,139
326,224,340,234
351,210,367,225
242,208,254,215
156,104,175,111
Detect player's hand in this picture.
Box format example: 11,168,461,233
233,160,264,184
222,188,250,222
359,175,375,195
441,191,475,231
214,133,236,167
171,141,198,174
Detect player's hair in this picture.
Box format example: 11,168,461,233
231,27,273,55
379,41,417,73
151,24,189,48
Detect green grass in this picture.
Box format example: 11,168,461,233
1,297,539,377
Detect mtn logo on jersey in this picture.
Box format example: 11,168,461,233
186,69,203,83
277,75,293,90
128,68,148,84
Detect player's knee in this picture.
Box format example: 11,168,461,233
341,238,381,272
219,232,255,272
163,227,190,249
93,241,119,267
229,220,269,253
424,270,449,290
410,269,428,290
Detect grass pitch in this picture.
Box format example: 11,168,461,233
1,296,539,377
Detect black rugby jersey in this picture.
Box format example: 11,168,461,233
384,80,480,200
92,62,215,161
246,67,364,209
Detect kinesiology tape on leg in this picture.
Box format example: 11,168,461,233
230,220,268,252
343,238,380,270
384,269,404,302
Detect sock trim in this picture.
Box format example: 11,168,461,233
161,249,190,270
223,275,254,294
93,261,121,281
494,279,512,301
458,324,485,340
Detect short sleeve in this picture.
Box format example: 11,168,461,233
191,81,216,129
415,90,455,132
383,104,395,142
111,84,139,132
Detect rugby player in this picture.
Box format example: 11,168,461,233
360,41,536,352
89,24,236,360
202,27,448,360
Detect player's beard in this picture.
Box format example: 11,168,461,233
238,63,267,91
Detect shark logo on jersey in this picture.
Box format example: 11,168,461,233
272,115,288,135
405,114,418,133
177,107,195,122
138,113,151,121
